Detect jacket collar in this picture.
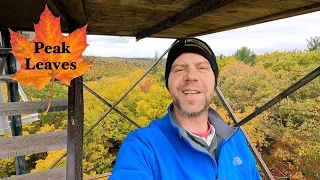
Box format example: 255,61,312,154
166,103,238,141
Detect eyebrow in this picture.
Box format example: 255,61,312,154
171,64,187,69
196,61,210,66
171,61,210,70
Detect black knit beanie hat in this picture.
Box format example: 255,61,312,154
165,38,218,89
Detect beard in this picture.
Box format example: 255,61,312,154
171,86,214,118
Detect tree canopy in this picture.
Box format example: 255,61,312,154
0,48,319,179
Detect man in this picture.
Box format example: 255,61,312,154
110,38,260,180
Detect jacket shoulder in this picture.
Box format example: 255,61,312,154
124,119,164,144
110,122,163,179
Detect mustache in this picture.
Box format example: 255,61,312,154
177,81,203,91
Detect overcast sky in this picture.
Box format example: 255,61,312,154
83,11,320,58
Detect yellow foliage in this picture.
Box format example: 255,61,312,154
217,56,237,69
36,124,56,134
211,104,270,148
1,84,8,102
1,52,316,178
31,149,66,173
292,171,304,179
0,158,15,178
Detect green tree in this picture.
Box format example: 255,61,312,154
307,36,320,51
234,46,256,65
149,50,166,84
218,54,225,60
154,51,159,60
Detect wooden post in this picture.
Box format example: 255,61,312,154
66,24,84,180
1,29,27,175
66,74,84,179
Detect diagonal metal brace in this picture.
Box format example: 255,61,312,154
236,66,320,127
215,87,275,180
83,83,140,128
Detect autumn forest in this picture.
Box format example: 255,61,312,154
0,46,319,179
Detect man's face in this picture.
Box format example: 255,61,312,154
168,53,215,117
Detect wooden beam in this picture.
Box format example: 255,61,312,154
83,173,111,180
0,131,67,159
67,76,84,180
0,74,62,83
46,0,72,26
46,0,87,30
55,0,87,25
135,0,238,40
3,167,66,180
0,48,11,57
189,2,320,37
0,99,68,116
0,75,15,82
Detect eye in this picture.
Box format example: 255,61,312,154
174,68,184,72
198,66,209,70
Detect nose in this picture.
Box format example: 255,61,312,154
184,66,199,82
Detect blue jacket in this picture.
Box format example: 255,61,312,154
110,105,260,180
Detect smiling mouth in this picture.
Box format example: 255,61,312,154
183,90,200,95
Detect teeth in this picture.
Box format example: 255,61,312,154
183,91,199,95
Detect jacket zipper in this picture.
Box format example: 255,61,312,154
216,128,240,162
179,134,218,179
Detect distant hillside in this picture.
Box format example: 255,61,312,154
110,57,158,61
83,56,158,81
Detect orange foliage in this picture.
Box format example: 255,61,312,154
139,77,152,93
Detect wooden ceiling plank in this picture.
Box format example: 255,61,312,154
188,2,320,37
135,0,239,40
85,0,202,11
83,2,178,36
0,0,45,31
154,0,319,38
242,0,319,11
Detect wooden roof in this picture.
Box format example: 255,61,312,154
1,0,320,40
